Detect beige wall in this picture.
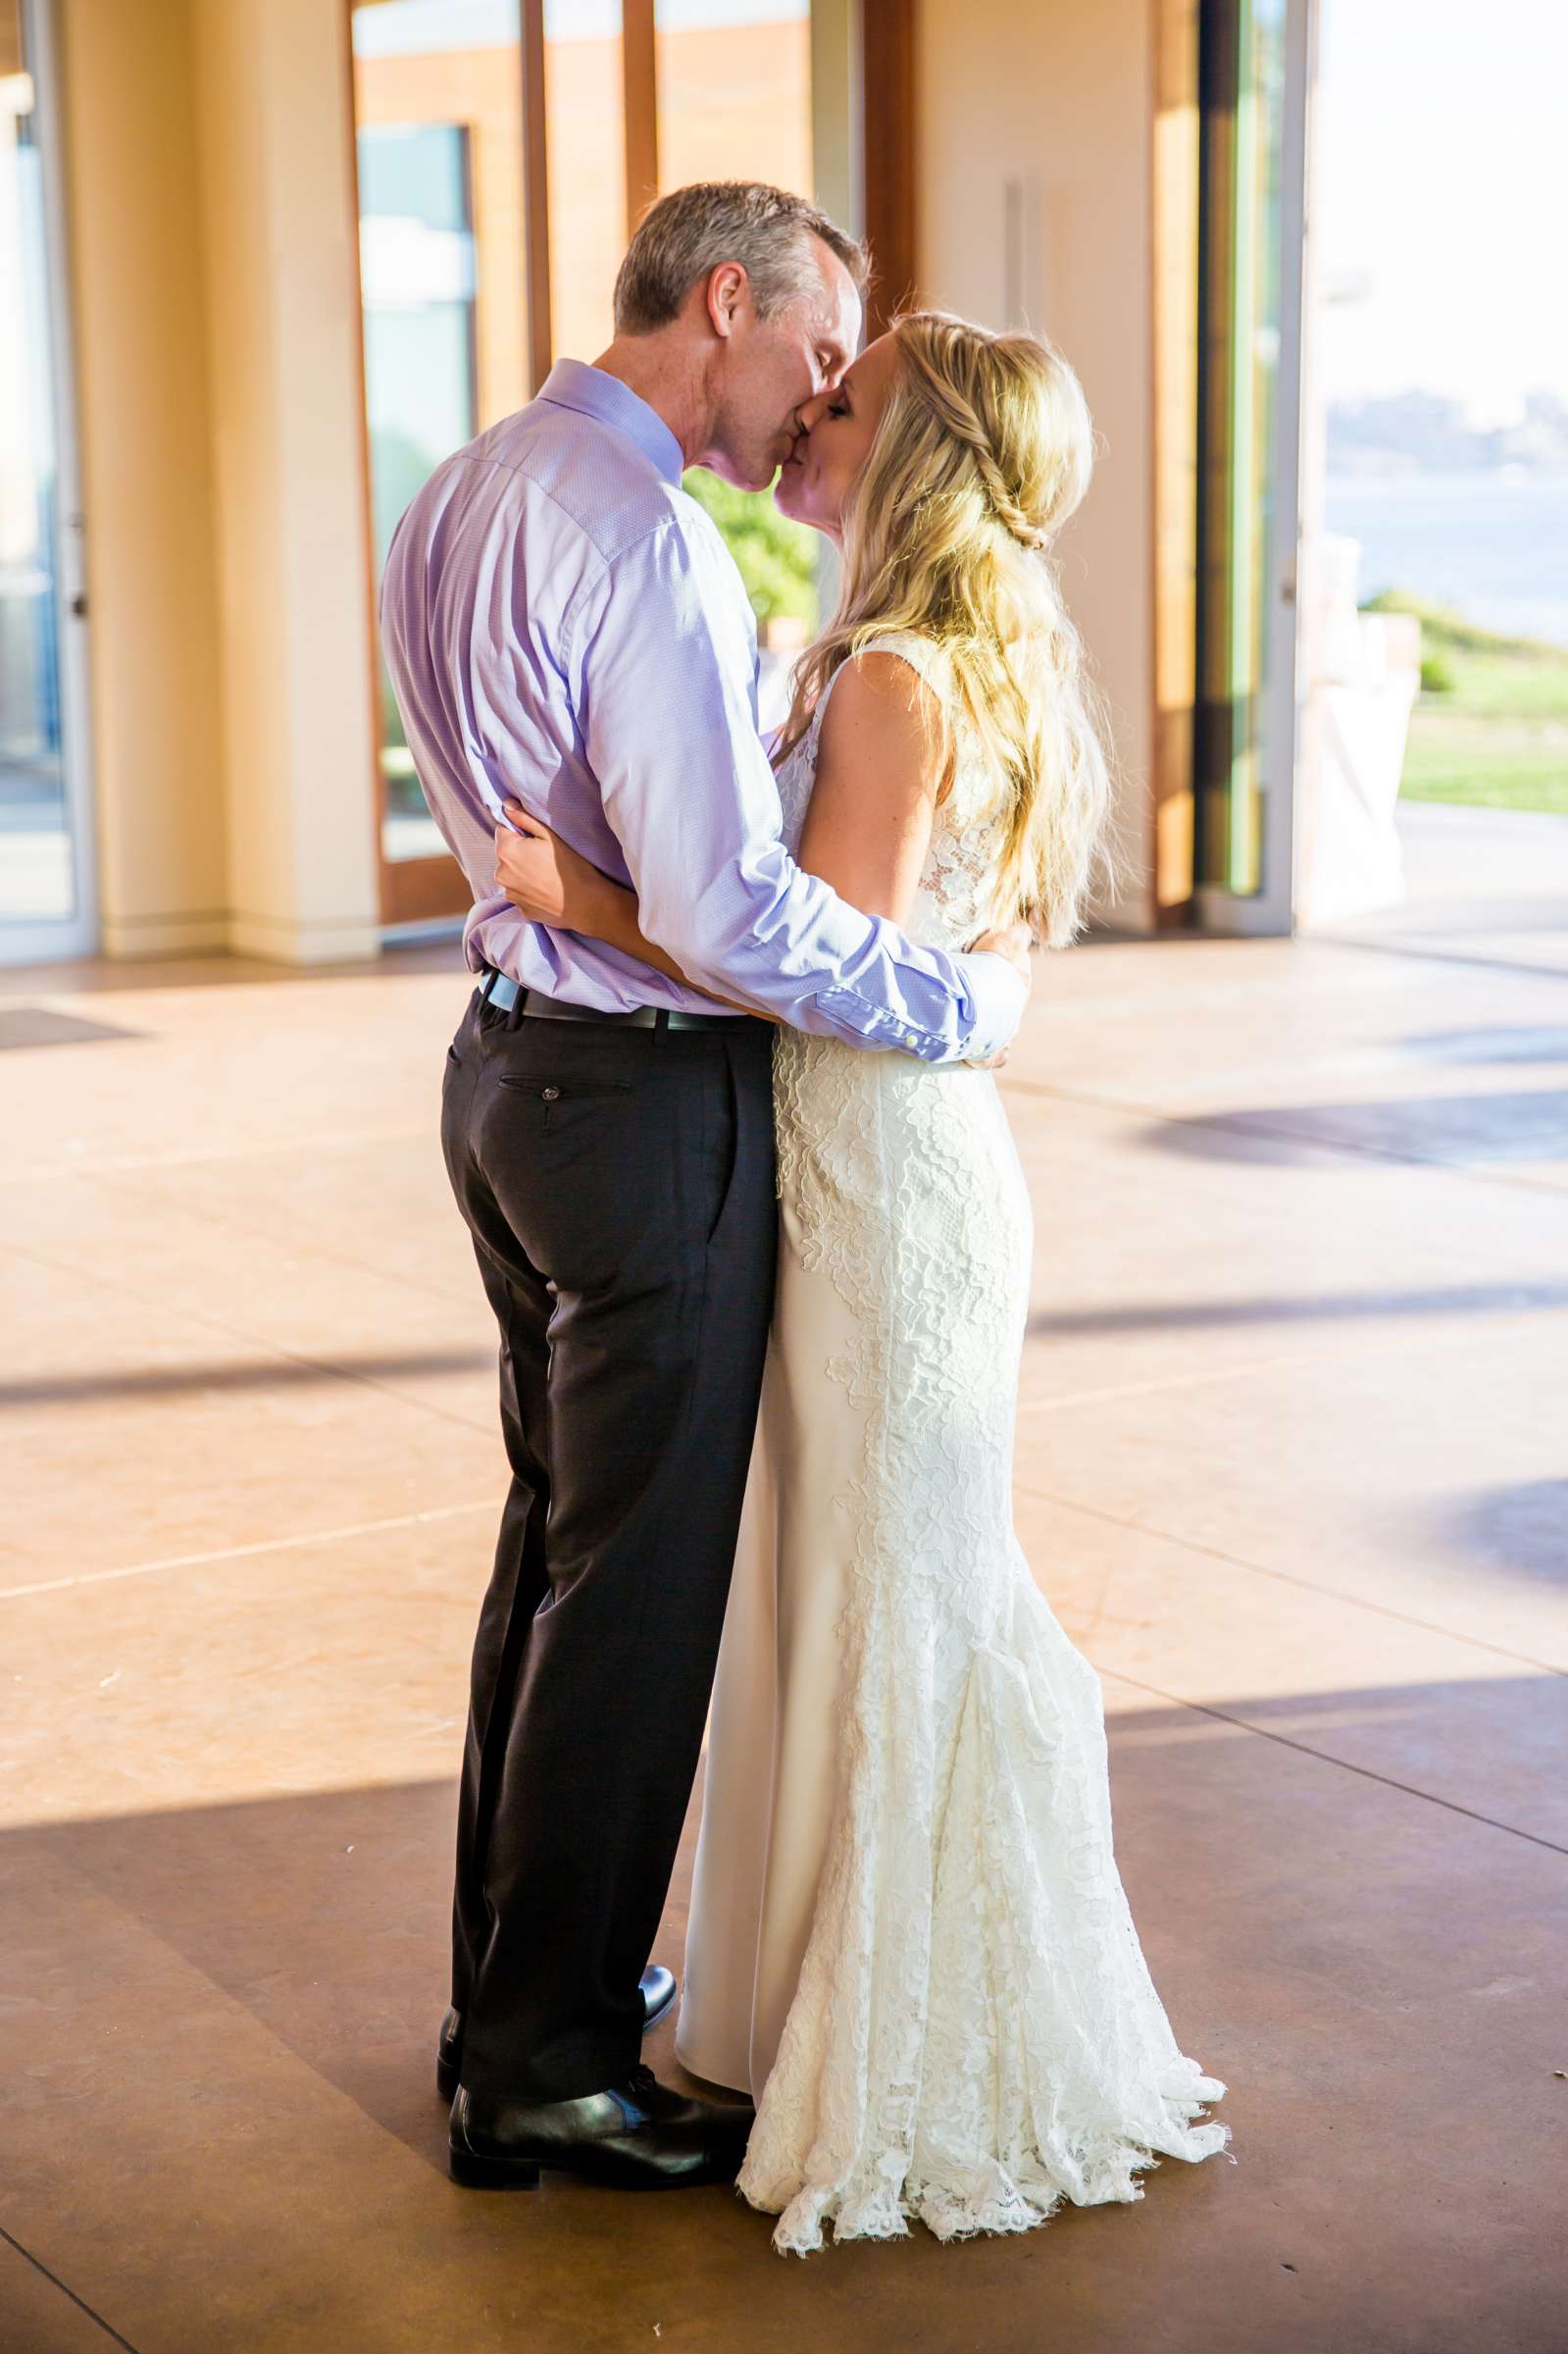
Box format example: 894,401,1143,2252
917,0,1158,929
59,0,379,963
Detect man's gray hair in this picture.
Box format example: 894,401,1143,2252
612,180,869,335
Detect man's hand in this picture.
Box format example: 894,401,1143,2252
972,918,1035,983
966,919,1036,1069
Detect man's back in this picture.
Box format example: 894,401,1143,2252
380,358,756,1006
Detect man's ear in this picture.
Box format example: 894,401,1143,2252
705,261,748,341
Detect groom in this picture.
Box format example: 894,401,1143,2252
379,181,1032,2193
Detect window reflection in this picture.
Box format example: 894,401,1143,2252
1196,0,1289,897
1,13,74,924
352,0,529,869
349,0,826,884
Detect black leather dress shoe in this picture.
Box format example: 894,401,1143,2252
435,1965,677,2103
448,2065,753,2191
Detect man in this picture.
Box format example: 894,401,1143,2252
379,180,1032,2195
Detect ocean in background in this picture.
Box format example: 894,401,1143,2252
1322,469,1568,648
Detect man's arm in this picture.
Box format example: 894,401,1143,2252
498,646,993,1016
495,833,784,1021
568,512,1027,1065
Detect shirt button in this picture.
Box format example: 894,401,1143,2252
541,1086,560,1101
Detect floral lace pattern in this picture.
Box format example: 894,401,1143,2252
736,634,1234,2255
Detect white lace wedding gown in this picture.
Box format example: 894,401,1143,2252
676,631,1233,2255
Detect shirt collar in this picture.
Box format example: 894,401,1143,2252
536,358,685,487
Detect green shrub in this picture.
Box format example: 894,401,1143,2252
1362,586,1558,662
683,468,819,629
1420,648,1458,694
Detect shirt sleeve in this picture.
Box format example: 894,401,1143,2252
567,510,1025,1065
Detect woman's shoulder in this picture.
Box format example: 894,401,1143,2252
817,633,950,756
849,628,949,692
819,632,951,731
842,633,1006,832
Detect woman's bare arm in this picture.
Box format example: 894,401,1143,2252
795,654,1032,1066
493,808,780,1021
793,652,945,928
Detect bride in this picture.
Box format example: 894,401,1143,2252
493,309,1233,2254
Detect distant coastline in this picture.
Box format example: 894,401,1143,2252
1322,466,1568,649
1328,389,1568,478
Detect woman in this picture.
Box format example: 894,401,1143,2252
493,312,1233,2253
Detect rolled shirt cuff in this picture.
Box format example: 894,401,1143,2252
811,947,1028,1065
952,947,1029,1064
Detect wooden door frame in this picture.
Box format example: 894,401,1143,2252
345,0,549,931
351,0,916,934
1,0,101,965
861,0,917,334
623,0,658,233
1151,0,1202,928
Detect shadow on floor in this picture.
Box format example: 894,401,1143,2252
1134,1089,1568,1166
0,938,465,999
0,1347,494,1409
1026,1277,1568,1341
9,1673,1563,2166
8,1676,1567,2350
1442,1479,1568,1586
1399,1025,1568,1067
0,1007,150,1051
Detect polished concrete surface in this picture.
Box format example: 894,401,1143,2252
5,848,1567,2350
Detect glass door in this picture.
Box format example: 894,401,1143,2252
350,0,525,928
0,0,94,963
348,0,834,927
1193,0,1310,932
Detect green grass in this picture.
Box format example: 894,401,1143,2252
1364,590,1568,816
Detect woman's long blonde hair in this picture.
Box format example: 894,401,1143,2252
776,311,1116,947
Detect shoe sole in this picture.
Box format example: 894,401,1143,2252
447,2142,738,2193
447,2146,540,2190
436,1979,678,2106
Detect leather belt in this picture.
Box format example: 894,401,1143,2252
475,967,752,1030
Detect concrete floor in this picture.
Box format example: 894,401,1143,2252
4,828,1567,2351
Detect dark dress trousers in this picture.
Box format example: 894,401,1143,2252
439,988,777,2101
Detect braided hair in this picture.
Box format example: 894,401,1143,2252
775,310,1118,946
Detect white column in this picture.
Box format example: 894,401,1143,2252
194,0,381,963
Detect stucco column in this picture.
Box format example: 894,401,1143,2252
193,0,381,962
59,0,381,964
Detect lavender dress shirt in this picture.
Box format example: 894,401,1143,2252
378,359,1024,1064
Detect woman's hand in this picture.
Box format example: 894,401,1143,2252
494,802,611,930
